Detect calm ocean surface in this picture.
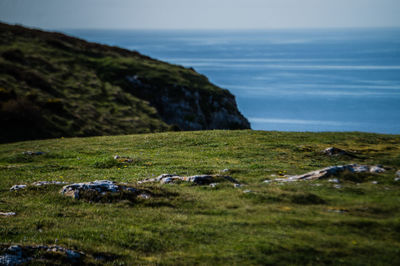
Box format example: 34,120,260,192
63,29,400,134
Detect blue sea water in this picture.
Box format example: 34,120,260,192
62,28,400,134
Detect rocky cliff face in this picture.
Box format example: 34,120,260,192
0,23,249,142
125,75,250,130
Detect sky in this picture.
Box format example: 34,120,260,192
1,0,400,30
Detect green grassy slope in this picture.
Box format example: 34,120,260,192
1,130,400,264
0,23,249,143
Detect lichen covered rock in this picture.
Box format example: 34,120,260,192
139,174,238,185
60,180,149,201
273,164,385,182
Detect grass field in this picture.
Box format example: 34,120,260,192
1,130,400,265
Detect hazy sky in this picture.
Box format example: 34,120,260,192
1,0,400,29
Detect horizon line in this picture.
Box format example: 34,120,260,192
3,21,400,32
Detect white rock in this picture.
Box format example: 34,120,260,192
33,181,68,186
243,190,253,193
328,178,340,183
371,181,378,184
395,177,400,182
209,183,218,188
10,185,27,191
263,180,272,184
333,184,342,189
276,164,385,182
0,212,16,216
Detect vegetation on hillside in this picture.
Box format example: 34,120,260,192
1,130,399,264
0,23,249,143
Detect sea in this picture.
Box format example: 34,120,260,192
62,28,400,134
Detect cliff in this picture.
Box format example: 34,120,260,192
0,23,250,142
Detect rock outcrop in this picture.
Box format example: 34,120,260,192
272,164,385,182
60,180,150,201
139,174,239,185
0,245,83,265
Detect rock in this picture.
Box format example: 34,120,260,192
113,155,134,163
328,178,340,183
139,174,238,186
60,180,148,201
322,147,354,157
10,185,27,191
233,183,242,188
396,170,400,177
371,181,378,184
0,212,16,216
221,169,230,173
22,151,45,156
209,183,218,188
243,190,253,193
263,180,272,184
0,245,84,265
370,166,385,173
333,184,342,189
395,177,400,182
0,245,28,266
274,164,385,182
32,181,69,186
186,175,214,185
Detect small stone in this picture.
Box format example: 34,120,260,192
22,151,45,156
328,178,340,183
113,155,120,159
243,190,253,193
222,169,230,173
371,181,378,184
209,183,218,188
263,180,272,184
369,166,385,173
322,147,350,156
0,212,16,216
233,183,242,188
32,181,68,186
10,185,27,191
333,184,342,189
395,177,400,182
137,193,151,199
396,170,400,178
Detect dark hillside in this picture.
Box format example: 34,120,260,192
0,23,250,142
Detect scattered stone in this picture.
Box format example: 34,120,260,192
328,178,340,183
311,183,322,187
322,147,355,157
113,155,134,163
32,181,69,186
371,181,378,184
221,169,230,173
209,183,218,188
273,164,385,182
396,170,400,178
243,190,253,193
263,180,272,184
0,212,16,217
10,185,27,191
333,184,342,189
137,193,151,199
139,174,239,185
22,151,45,156
0,245,84,265
60,180,148,201
327,208,348,213
395,177,400,182
233,183,242,188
